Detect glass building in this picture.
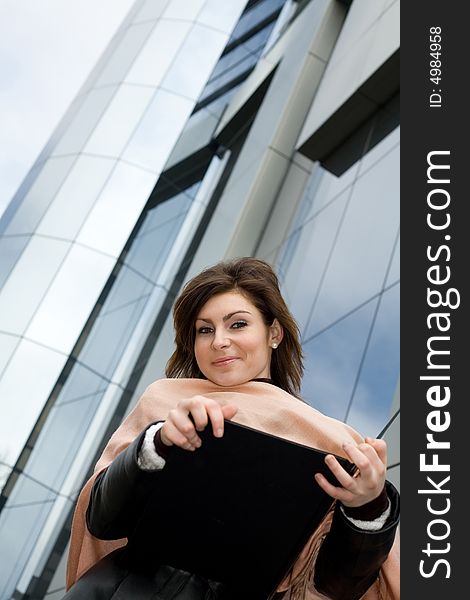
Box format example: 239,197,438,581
0,0,399,597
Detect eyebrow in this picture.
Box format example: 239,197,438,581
196,310,252,323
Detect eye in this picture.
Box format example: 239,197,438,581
197,326,213,335
231,320,248,329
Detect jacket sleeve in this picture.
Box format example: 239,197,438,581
312,480,400,600
86,424,164,540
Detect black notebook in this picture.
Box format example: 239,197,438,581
128,420,356,600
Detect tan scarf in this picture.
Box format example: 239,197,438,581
66,378,399,599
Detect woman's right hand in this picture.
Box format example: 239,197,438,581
160,395,238,451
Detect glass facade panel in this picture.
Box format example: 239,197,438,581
228,0,285,44
162,0,205,21
199,23,275,101
0,234,30,290
4,156,77,235
301,299,378,421
0,340,66,477
23,387,108,488
125,197,193,281
359,126,400,176
98,266,153,315
299,160,359,222
122,89,193,172
0,333,20,379
36,156,116,240
51,87,117,157
83,85,155,157
0,236,70,335
386,232,400,285
76,162,156,256
0,477,59,600
346,284,400,437
197,0,246,34
25,245,115,354
79,292,152,379
134,0,168,22
162,24,226,100
125,20,192,87
306,146,399,337
277,191,348,336
94,21,156,87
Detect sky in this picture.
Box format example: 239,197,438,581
0,0,136,219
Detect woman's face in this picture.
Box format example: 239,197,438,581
194,290,282,387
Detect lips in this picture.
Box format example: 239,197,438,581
212,356,239,366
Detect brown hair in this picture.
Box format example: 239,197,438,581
165,257,304,398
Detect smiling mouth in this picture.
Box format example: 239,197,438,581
212,357,239,366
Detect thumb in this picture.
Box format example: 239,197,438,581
221,404,238,420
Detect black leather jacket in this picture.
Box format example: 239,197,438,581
80,427,399,600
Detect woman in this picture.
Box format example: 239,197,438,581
64,257,399,600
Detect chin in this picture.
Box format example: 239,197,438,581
208,372,251,387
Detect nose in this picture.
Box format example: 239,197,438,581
211,328,230,349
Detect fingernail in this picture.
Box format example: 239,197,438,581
195,439,201,448
216,428,223,437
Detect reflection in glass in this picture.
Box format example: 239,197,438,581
0,340,66,477
125,196,193,281
197,0,246,34
0,235,30,290
79,290,152,379
306,147,399,337
125,20,192,87
346,284,400,437
277,191,348,336
84,85,155,157
228,0,285,45
0,236,70,335
0,475,62,600
23,386,108,488
25,245,115,354
199,23,275,102
36,156,116,240
94,21,156,87
299,160,359,222
4,157,77,235
51,87,117,157
162,24,226,100
76,162,156,257
78,181,199,380
301,299,377,421
122,89,193,172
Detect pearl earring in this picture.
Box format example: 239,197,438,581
272,343,278,349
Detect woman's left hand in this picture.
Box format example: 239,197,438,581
314,437,387,508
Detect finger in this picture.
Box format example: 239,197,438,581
342,442,375,478
170,409,201,447
161,420,197,451
323,454,357,491
314,472,353,504
205,401,227,438
221,404,238,420
187,400,209,432
365,437,388,466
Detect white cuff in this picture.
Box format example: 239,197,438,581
340,499,391,531
137,422,167,472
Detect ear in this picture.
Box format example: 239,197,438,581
269,318,284,347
